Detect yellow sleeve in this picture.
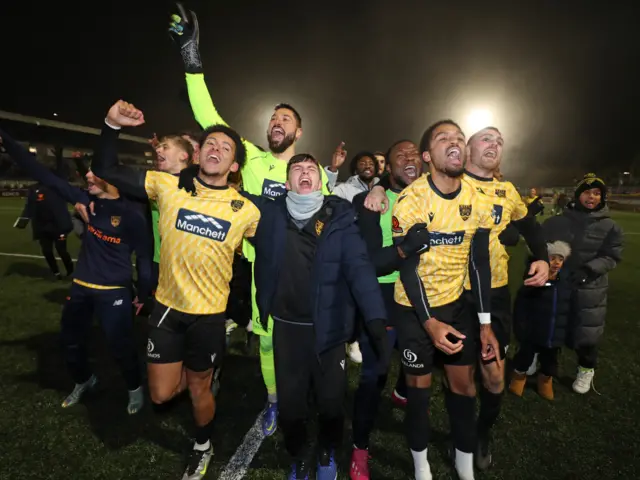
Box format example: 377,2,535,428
144,171,175,201
507,183,528,221
391,189,424,239
478,198,495,230
243,208,261,239
186,73,261,160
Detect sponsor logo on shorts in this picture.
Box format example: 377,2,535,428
430,231,465,247
147,339,160,359
402,349,424,369
261,179,286,199
175,208,231,242
340,359,345,370
211,353,217,364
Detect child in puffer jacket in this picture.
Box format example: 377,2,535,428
509,241,572,400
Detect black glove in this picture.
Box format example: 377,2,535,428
400,223,430,256
569,268,592,286
527,197,544,217
178,164,199,195
364,318,391,363
168,3,202,74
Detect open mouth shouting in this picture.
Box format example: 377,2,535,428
446,146,462,166
404,165,418,179
270,126,285,142
298,175,313,192
483,148,498,159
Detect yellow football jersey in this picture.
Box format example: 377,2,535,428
145,171,260,315
392,174,493,308
463,173,528,288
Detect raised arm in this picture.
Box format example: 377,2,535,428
0,128,87,205
91,102,150,200
168,7,262,160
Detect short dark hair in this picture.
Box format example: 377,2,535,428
384,139,414,167
419,119,464,154
159,134,194,165
199,124,247,169
350,151,376,175
274,103,302,127
286,153,319,177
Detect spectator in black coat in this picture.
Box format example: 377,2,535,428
21,180,74,278
509,241,573,401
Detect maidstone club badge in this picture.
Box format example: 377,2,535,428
111,216,121,227
459,204,472,221
391,215,403,234
315,220,325,236
495,189,506,198
230,199,244,212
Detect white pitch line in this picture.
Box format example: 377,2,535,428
0,252,78,262
217,413,265,480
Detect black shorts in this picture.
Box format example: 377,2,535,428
147,302,226,372
464,286,511,359
395,297,476,376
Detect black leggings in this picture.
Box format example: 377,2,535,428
273,318,346,459
513,343,559,377
39,236,73,276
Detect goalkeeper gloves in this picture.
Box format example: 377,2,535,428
168,3,202,74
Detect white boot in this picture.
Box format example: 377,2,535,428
347,341,363,364
573,367,595,394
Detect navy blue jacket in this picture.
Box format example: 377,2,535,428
246,193,387,354
513,261,571,348
0,128,153,301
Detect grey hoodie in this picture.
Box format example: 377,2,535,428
324,168,379,203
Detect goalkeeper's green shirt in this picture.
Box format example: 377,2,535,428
185,73,333,262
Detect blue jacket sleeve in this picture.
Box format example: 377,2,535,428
92,124,148,200
127,202,153,302
0,128,88,205
341,222,387,323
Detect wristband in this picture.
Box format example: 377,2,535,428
104,118,122,130
478,312,491,325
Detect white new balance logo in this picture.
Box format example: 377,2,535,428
113,299,123,306
184,214,224,229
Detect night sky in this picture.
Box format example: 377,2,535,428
2,1,639,185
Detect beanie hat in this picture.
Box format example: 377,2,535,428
575,173,607,205
547,241,571,259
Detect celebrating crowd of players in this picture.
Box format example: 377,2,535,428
2,5,625,480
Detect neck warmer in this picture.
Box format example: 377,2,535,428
286,190,324,224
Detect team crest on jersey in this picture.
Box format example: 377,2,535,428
261,178,286,199
428,212,435,223
315,219,325,236
111,216,121,227
230,199,244,212
495,189,506,198
391,216,403,234
491,205,504,225
459,204,472,221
